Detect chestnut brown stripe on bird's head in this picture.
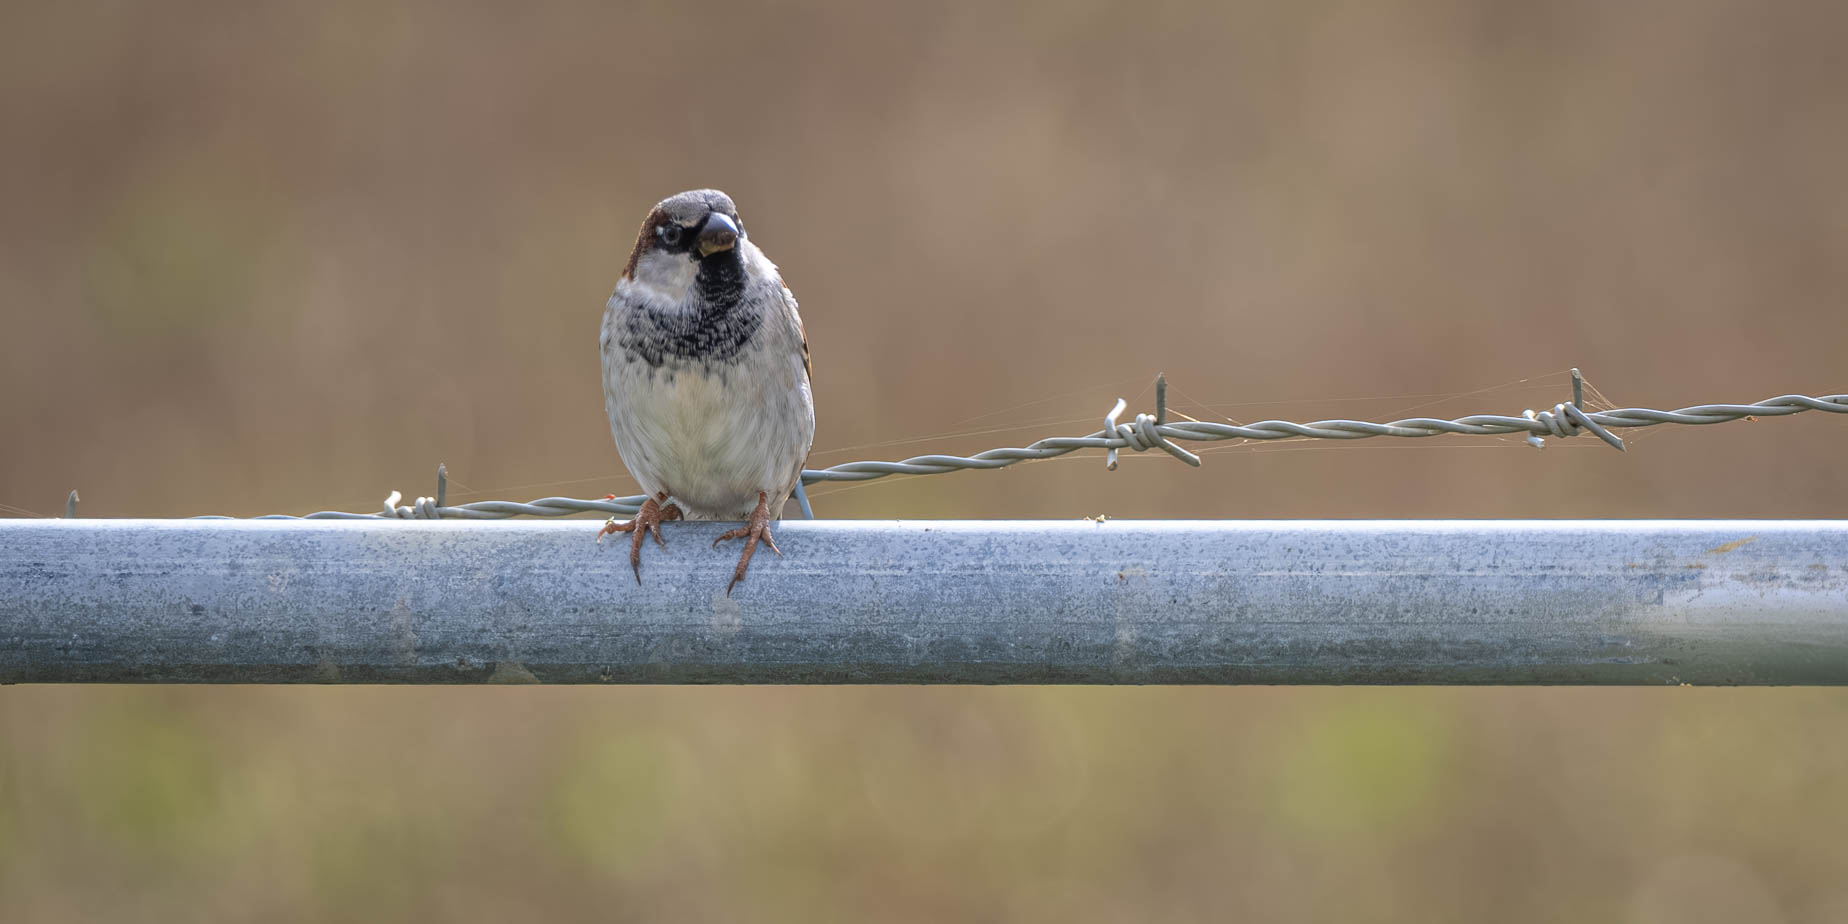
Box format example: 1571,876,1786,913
621,207,669,281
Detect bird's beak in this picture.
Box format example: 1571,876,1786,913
698,212,740,257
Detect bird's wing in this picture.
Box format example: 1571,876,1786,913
780,276,811,384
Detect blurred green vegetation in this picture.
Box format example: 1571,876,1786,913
82,167,283,339
1269,699,1451,838
3,688,1847,920
3,0,1847,919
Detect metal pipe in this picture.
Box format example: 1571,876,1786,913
2,520,1844,684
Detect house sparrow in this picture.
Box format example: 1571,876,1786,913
598,189,814,593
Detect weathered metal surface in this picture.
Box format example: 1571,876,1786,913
1,519,1844,684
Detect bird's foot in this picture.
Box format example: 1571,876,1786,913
597,493,682,583
712,490,782,595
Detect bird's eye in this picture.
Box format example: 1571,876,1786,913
657,224,683,246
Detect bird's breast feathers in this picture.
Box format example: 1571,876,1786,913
601,274,812,519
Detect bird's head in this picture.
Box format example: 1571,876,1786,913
620,189,755,299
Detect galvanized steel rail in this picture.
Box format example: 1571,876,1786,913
3,519,1844,684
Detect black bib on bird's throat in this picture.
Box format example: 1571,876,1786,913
619,251,762,369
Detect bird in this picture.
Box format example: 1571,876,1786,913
597,189,814,593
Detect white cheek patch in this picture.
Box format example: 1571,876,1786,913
739,239,779,279
620,240,780,311
620,248,699,309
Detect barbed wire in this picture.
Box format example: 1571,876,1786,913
171,369,1844,521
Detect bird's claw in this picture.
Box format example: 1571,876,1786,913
596,494,681,583
712,490,780,595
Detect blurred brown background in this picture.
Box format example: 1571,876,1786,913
2,1,1846,920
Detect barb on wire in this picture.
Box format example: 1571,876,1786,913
218,372,1848,520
